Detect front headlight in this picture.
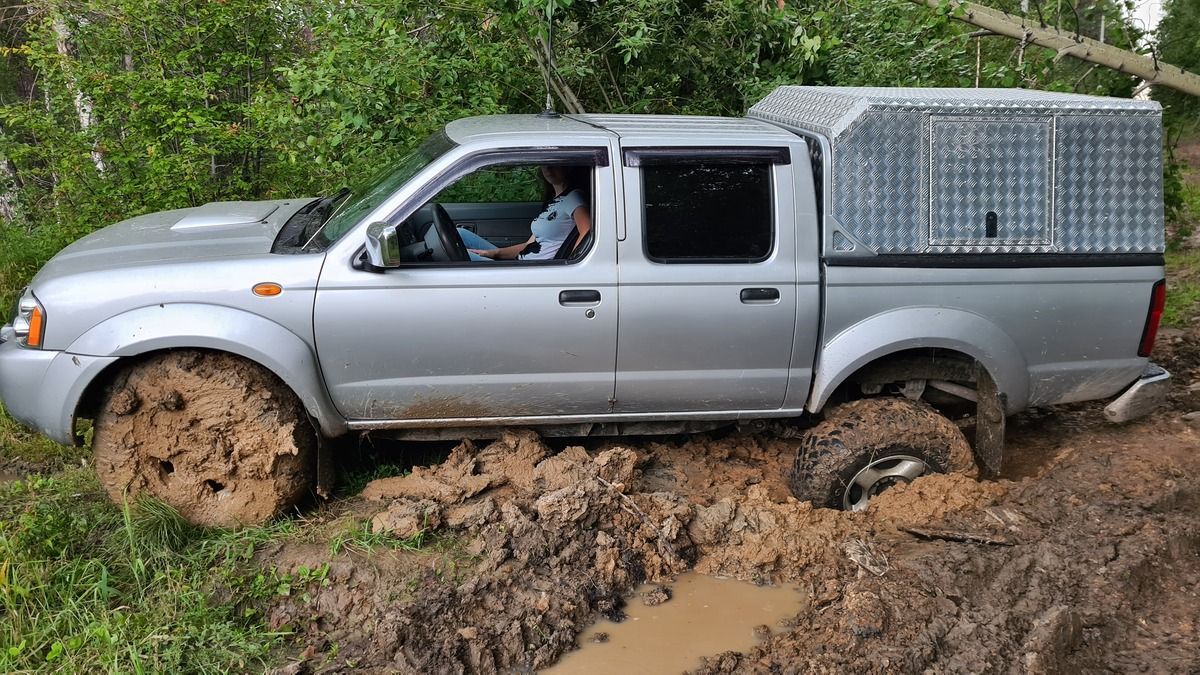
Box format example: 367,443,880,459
12,287,46,348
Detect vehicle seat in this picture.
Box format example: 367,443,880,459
568,228,594,260
549,224,592,258
553,227,594,261
554,227,581,260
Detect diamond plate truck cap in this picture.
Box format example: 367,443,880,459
748,86,1164,257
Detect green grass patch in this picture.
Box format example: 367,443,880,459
329,519,429,556
0,468,301,673
0,405,88,469
1165,249,1200,328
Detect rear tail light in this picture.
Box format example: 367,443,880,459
1137,279,1166,357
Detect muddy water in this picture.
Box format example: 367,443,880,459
545,573,804,674
0,470,19,484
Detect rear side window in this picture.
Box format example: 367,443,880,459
642,163,773,263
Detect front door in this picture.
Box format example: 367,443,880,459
615,146,799,412
315,149,618,421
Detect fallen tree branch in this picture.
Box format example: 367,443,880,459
909,0,1200,98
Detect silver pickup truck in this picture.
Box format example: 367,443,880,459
0,87,1171,526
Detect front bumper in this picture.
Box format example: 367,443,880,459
1103,363,1170,424
0,334,117,445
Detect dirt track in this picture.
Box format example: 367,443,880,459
263,327,1200,674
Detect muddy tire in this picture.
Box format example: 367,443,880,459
93,350,316,528
790,397,975,511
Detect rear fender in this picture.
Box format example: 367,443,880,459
808,307,1029,414
66,303,347,437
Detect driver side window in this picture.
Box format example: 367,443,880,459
392,159,595,265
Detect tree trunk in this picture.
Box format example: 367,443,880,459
52,15,106,173
910,0,1200,98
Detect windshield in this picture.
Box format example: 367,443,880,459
313,131,457,247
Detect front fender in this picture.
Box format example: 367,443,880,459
66,303,347,437
808,307,1029,415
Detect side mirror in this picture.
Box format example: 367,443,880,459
364,222,401,268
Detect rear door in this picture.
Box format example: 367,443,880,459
615,147,799,412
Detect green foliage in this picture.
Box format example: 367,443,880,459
329,519,428,556
0,403,85,468
1155,0,1200,125
0,469,299,672
438,165,544,204
1164,249,1200,327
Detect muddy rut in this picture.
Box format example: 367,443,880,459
262,330,1200,674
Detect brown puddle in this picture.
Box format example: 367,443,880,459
544,573,804,674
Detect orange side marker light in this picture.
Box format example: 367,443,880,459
27,306,44,348
253,283,283,297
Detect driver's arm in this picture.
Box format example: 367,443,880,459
471,235,535,260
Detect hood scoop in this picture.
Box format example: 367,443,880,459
171,201,280,232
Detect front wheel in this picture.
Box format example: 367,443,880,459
790,398,975,511
93,350,316,527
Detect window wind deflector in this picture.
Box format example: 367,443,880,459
623,146,790,167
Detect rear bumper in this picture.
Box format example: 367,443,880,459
1103,363,1170,424
0,335,117,445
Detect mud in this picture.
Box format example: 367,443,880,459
259,326,1200,674
546,573,803,674
93,350,315,528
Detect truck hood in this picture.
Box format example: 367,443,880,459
40,199,313,276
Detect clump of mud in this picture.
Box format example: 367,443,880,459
93,350,315,528
266,430,1005,672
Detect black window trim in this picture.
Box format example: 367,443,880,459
638,158,777,265
623,145,790,167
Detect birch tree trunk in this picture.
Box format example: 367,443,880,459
52,14,106,173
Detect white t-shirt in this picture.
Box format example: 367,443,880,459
520,189,586,260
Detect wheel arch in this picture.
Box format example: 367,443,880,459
807,307,1029,415
68,304,348,438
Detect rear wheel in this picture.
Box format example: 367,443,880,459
93,350,315,527
790,397,975,510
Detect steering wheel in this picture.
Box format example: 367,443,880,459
432,203,470,262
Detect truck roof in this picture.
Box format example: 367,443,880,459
575,114,793,144
442,113,794,146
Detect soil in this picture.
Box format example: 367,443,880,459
93,350,315,528
256,318,1200,674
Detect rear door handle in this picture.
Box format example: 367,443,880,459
559,290,601,306
740,288,780,303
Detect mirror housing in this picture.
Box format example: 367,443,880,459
364,222,401,268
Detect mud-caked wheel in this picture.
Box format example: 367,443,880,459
93,350,316,527
790,398,976,511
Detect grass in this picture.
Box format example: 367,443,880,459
0,469,301,673
329,519,430,556
0,405,88,470
1165,171,1200,328
1165,249,1200,328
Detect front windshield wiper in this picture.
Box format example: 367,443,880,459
300,187,352,249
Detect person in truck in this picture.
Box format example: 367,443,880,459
458,164,591,261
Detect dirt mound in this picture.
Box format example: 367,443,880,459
93,350,314,527
690,421,1200,673
264,427,1017,672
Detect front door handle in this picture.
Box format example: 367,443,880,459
559,290,601,306
740,287,780,303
